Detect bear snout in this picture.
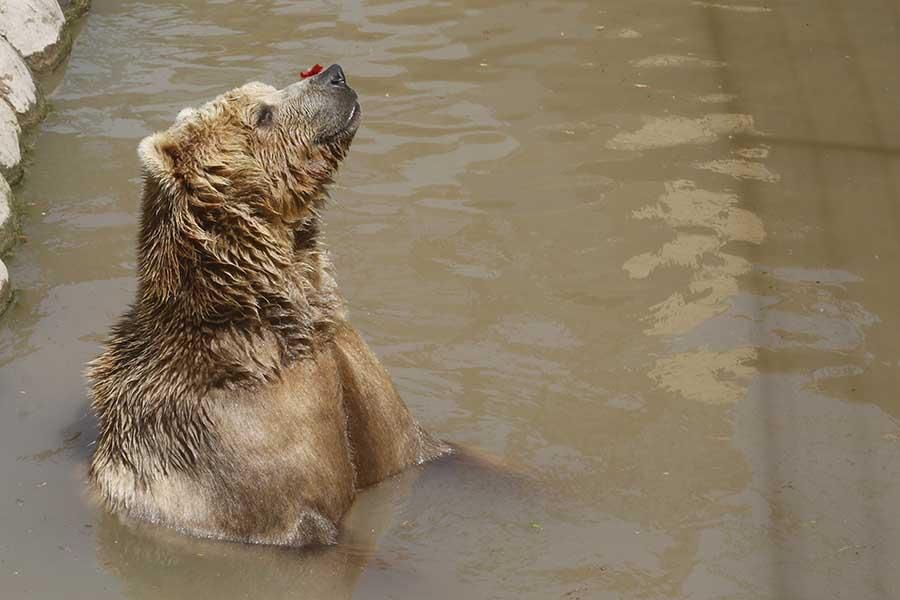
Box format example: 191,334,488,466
320,64,348,88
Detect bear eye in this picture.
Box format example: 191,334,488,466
255,104,275,128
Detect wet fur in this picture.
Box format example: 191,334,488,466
88,80,448,546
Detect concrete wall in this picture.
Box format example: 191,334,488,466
0,0,90,315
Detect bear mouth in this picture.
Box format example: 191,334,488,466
347,102,360,127
340,101,361,135
323,101,361,145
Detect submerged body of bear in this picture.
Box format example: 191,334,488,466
88,65,448,546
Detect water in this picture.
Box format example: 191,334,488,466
2,0,900,598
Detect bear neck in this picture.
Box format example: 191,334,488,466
134,179,341,383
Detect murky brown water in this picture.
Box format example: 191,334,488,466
2,0,900,598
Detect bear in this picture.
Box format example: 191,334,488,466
87,64,450,547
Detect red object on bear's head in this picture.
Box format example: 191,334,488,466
300,64,324,79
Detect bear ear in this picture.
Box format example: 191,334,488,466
137,132,179,183
175,107,197,123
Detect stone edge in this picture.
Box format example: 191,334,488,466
0,0,92,318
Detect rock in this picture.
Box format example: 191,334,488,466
0,258,9,315
0,0,64,56
0,100,20,183
0,37,42,127
0,173,14,253
0,257,8,308
0,0,67,72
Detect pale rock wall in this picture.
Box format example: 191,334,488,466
0,0,90,318
0,37,39,117
0,0,65,61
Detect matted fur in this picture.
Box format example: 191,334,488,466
88,72,448,546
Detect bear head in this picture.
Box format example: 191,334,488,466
133,64,359,312
138,63,360,226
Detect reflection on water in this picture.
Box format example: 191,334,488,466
624,179,766,337
1,0,900,599
648,347,757,405
607,113,757,151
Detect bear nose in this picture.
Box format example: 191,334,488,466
323,64,347,87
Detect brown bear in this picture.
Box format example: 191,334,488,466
87,64,450,546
